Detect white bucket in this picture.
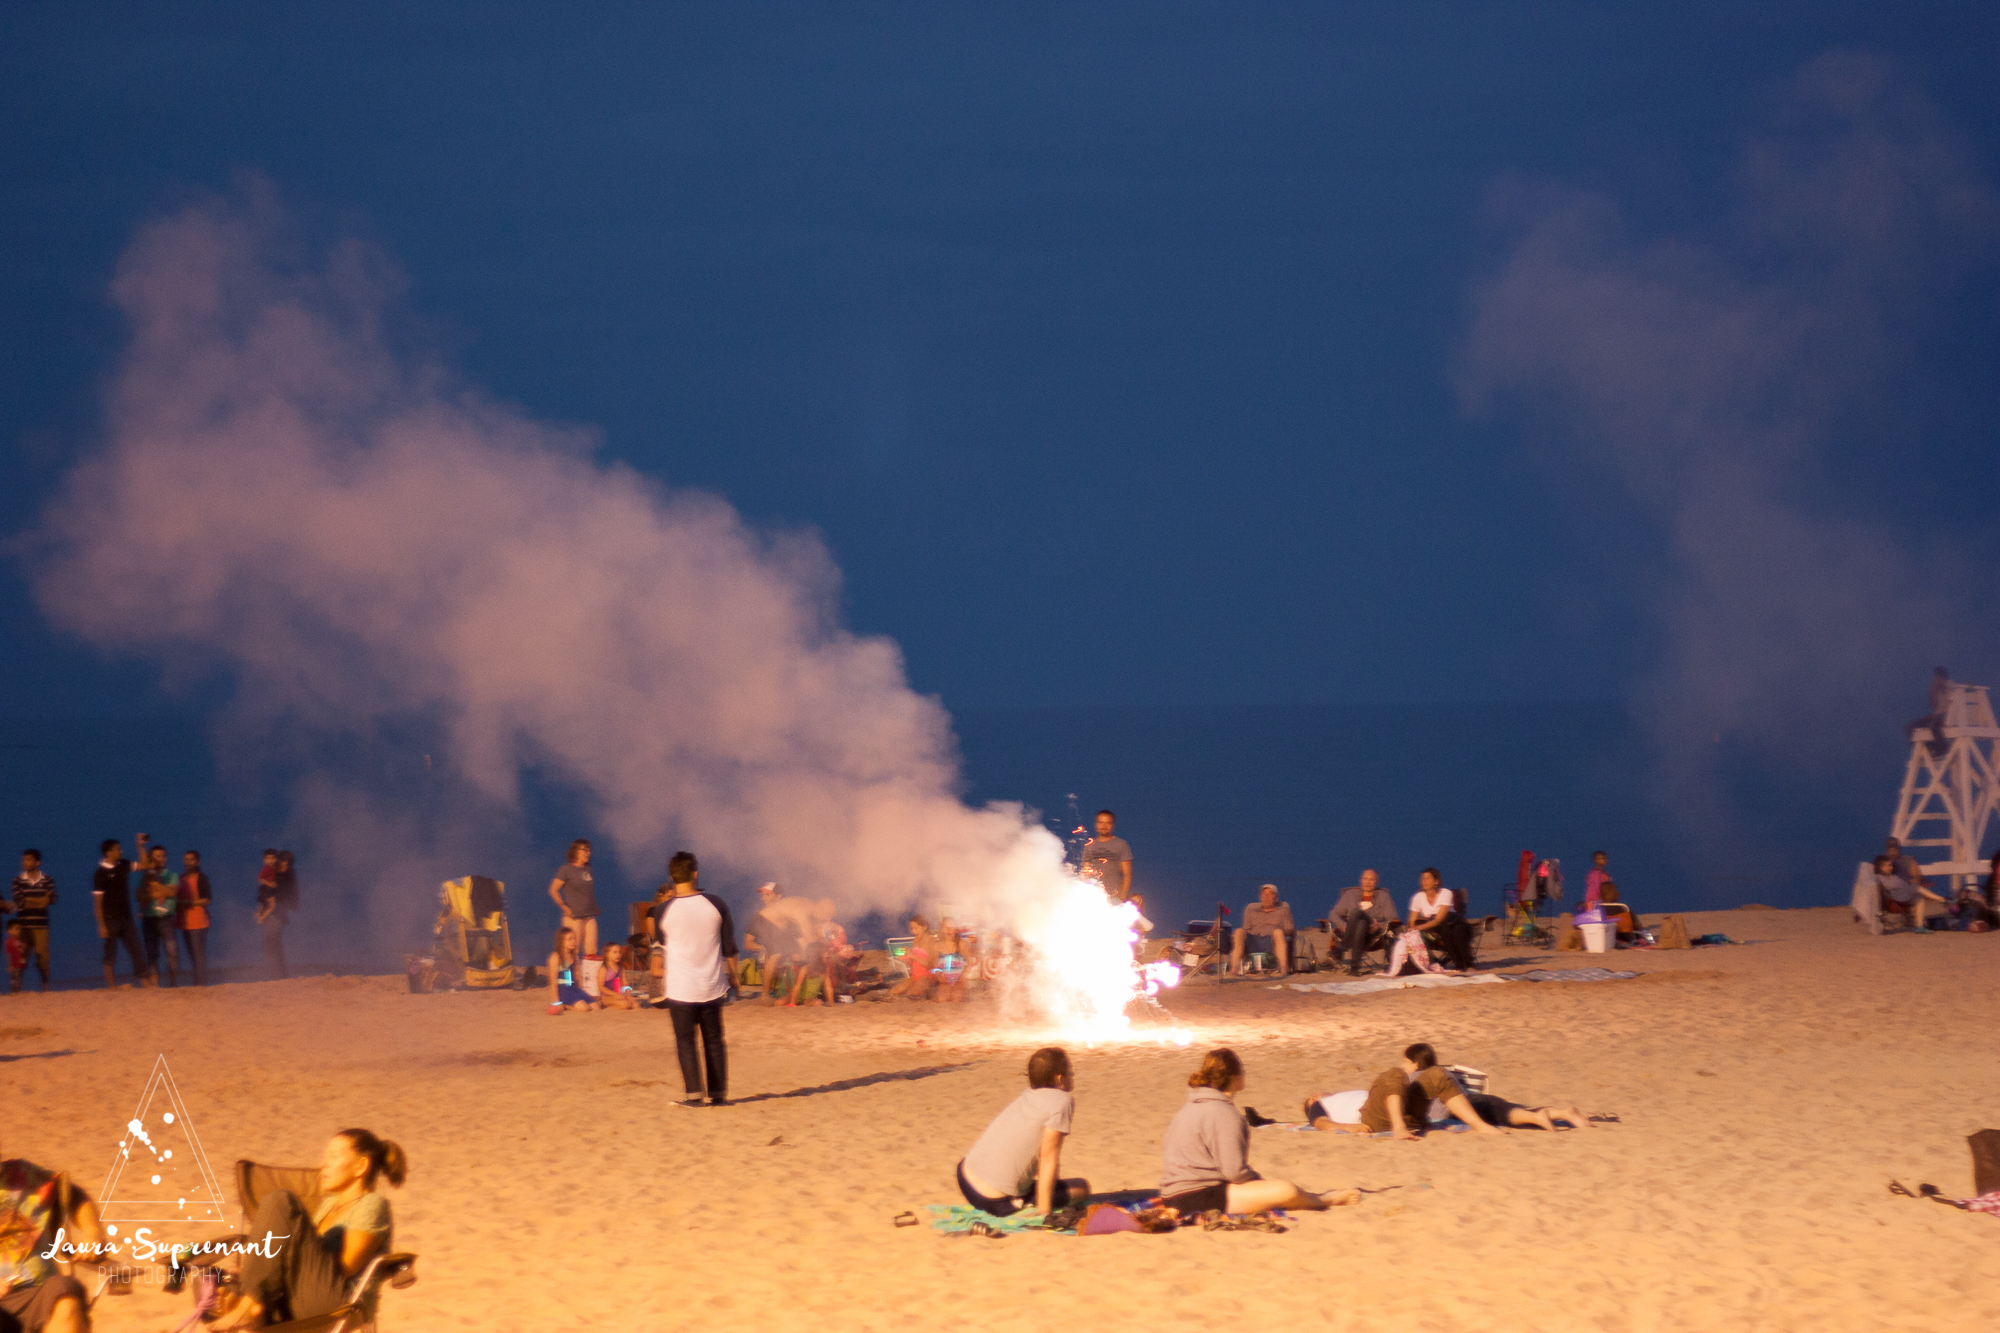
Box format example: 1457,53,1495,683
578,955,604,996
1580,923,1614,953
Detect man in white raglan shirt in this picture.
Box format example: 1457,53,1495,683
653,850,739,1107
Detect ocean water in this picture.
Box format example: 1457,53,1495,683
0,703,1900,986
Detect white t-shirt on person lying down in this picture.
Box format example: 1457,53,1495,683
962,1087,1075,1200
1313,1088,1449,1124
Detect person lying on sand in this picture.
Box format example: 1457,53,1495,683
956,1047,1089,1219
1308,1077,1588,1134
1159,1048,1361,1216
547,926,598,1013
1356,1043,1507,1140
208,1130,405,1330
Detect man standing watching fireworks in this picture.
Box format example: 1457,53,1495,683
655,851,738,1106
1079,810,1132,903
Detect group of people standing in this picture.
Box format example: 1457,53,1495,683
0,835,297,992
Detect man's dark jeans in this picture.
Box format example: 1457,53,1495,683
181,926,210,986
262,914,289,979
102,916,151,980
667,998,728,1100
1337,920,1392,971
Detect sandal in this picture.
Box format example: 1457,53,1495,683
892,1211,919,1228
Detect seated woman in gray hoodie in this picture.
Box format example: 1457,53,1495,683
1158,1048,1360,1217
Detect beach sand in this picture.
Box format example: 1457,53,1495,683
6,905,1998,1332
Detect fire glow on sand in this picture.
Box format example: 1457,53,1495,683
1012,875,1192,1046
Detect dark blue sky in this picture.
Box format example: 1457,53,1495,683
4,2,1997,715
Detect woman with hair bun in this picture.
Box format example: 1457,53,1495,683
1158,1048,1359,1217
216,1129,407,1328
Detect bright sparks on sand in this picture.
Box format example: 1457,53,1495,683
1017,877,1192,1046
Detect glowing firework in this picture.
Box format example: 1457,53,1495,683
1012,875,1192,1046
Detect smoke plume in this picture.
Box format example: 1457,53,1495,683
30,187,1063,951
1458,53,2000,802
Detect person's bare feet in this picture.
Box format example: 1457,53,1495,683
1319,1188,1362,1207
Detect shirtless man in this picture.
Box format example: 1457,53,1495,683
749,882,822,1005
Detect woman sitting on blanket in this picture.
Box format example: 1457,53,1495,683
1308,1043,1509,1139
956,1047,1089,1218
1159,1048,1361,1216
1306,1049,1589,1135
212,1129,406,1329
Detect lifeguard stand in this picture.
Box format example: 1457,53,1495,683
1889,676,2000,895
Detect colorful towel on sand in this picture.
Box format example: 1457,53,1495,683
1284,974,1509,995
1503,968,1639,983
1965,1191,2000,1216
927,1204,1043,1234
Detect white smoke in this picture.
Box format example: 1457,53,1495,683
1457,53,2000,806
29,187,1077,954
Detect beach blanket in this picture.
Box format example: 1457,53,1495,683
1503,968,1639,983
1285,969,1638,993
1285,974,1509,996
927,1204,1045,1234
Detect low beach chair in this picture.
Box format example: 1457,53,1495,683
170,1159,418,1332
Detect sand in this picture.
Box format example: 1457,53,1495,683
5,905,1999,1332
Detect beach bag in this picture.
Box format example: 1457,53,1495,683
1971,1129,2000,1197
578,955,603,997
1080,1204,1144,1235
1655,915,1692,950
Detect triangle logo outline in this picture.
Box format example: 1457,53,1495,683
96,1054,229,1225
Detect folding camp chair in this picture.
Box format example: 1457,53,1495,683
169,1159,417,1332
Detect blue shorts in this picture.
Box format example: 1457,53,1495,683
1243,933,1277,955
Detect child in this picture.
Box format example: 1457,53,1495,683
4,922,24,994
889,916,935,999
547,926,599,1013
596,942,640,1010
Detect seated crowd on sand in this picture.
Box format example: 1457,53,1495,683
1865,834,2000,934
953,1040,1588,1229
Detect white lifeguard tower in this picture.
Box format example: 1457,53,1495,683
1888,673,2000,894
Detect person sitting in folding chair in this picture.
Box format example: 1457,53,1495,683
209,1130,407,1330
1409,869,1473,972
1,1134,105,1333
1328,870,1398,975
1228,885,1295,977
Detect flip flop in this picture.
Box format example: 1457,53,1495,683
892,1211,919,1227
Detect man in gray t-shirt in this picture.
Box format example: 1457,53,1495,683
1079,810,1132,902
1230,883,1295,976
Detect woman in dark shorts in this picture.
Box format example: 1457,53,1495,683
1157,1048,1360,1216
957,1047,1089,1217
